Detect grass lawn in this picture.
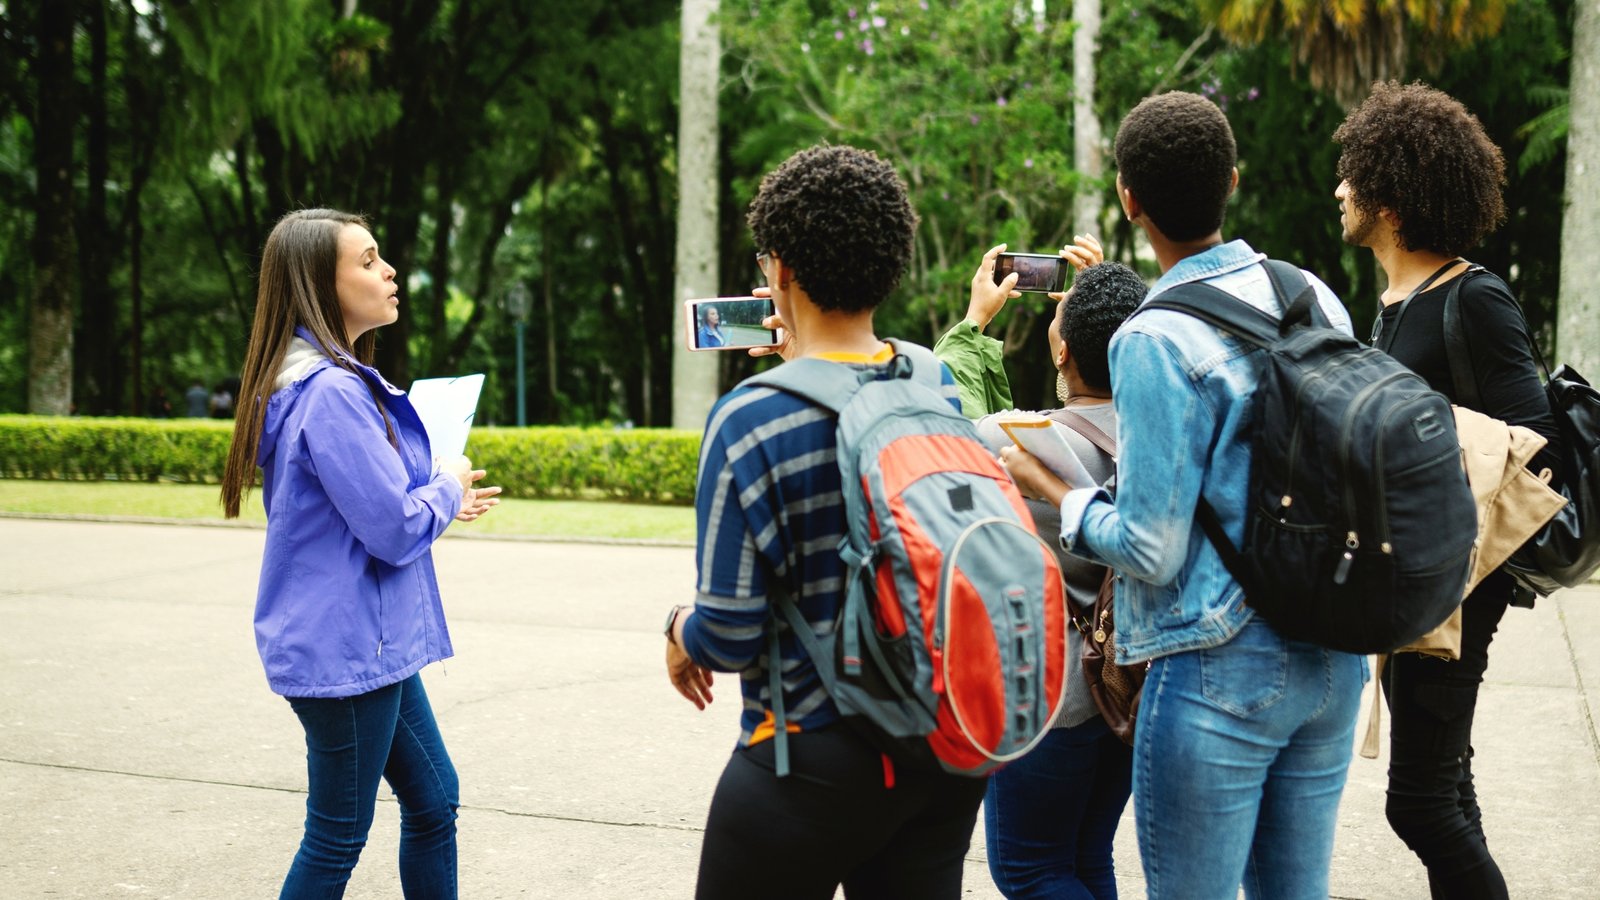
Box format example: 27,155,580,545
0,479,696,543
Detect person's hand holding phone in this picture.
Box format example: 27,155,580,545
1048,234,1107,304
969,243,1021,332
746,286,797,361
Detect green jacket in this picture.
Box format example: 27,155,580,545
931,318,1012,418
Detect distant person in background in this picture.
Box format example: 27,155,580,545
148,387,173,419
697,305,728,348
220,207,500,899
185,380,208,417
209,382,234,419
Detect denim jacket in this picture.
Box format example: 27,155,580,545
1059,240,1352,663
253,328,463,697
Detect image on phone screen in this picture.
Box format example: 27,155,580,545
993,253,1067,293
684,297,781,351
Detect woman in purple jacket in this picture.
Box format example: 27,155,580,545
221,209,498,899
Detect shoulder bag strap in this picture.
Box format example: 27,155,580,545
1372,259,1462,351
1048,407,1117,458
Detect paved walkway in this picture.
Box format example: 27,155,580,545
2,518,1597,898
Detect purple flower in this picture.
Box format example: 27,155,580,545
1024,158,1034,168
848,7,858,18
862,38,875,55
942,191,951,200
860,21,870,32
835,30,844,40
996,96,1008,107
873,16,886,28
1246,86,1261,101
920,1,929,9
969,114,981,125
1034,21,1045,33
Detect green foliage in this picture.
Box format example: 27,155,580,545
467,426,700,503
0,416,700,504
0,415,234,482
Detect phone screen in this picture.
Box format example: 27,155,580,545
993,253,1066,293
684,297,781,351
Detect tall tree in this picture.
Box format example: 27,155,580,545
672,0,720,429
1072,0,1103,238
28,0,76,415
1558,0,1598,374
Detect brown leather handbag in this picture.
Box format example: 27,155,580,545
1050,409,1147,746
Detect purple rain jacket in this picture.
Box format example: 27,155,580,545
253,332,463,698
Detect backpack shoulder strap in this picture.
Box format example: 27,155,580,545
884,338,946,393
1441,264,1487,409
1139,281,1280,348
740,357,866,415
740,339,944,413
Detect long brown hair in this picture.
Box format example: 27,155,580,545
220,209,380,518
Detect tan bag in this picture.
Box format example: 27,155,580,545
1360,408,1566,758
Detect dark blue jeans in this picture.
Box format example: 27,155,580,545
281,673,458,899
983,716,1133,899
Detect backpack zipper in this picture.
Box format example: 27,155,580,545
1335,368,1411,581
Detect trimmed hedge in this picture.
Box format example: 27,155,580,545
0,415,702,504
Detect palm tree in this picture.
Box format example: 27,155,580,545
1196,0,1508,107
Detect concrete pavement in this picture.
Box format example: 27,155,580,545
1,517,1596,898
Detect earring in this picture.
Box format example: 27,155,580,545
1055,373,1071,405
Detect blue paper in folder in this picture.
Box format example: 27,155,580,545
407,373,485,459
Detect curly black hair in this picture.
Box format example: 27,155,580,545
1113,92,1237,242
1061,262,1146,391
1333,82,1505,256
746,144,918,313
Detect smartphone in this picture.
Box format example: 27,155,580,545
684,297,781,351
993,252,1067,294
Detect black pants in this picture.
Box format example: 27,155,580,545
1382,572,1513,900
694,725,988,900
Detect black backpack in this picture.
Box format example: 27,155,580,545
1430,264,1600,597
1138,260,1476,654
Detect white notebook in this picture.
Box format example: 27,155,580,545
993,412,1095,489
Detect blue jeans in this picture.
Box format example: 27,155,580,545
984,716,1133,899
281,673,459,899
1133,617,1364,900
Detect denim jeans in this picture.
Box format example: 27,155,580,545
1133,617,1364,900
1382,573,1511,899
281,673,459,899
983,716,1133,899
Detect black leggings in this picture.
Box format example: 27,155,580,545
1382,572,1513,900
694,725,988,900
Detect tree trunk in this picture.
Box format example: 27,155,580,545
78,0,118,414
1071,0,1102,240
28,0,77,416
670,0,720,430
1558,0,1600,375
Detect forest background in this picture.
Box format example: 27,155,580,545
0,0,1592,430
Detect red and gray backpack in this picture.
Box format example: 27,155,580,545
743,340,1068,778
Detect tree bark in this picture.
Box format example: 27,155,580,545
670,0,720,430
28,0,77,416
1558,0,1600,375
1071,0,1102,240
78,0,118,414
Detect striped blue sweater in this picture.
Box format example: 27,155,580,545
683,349,962,745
